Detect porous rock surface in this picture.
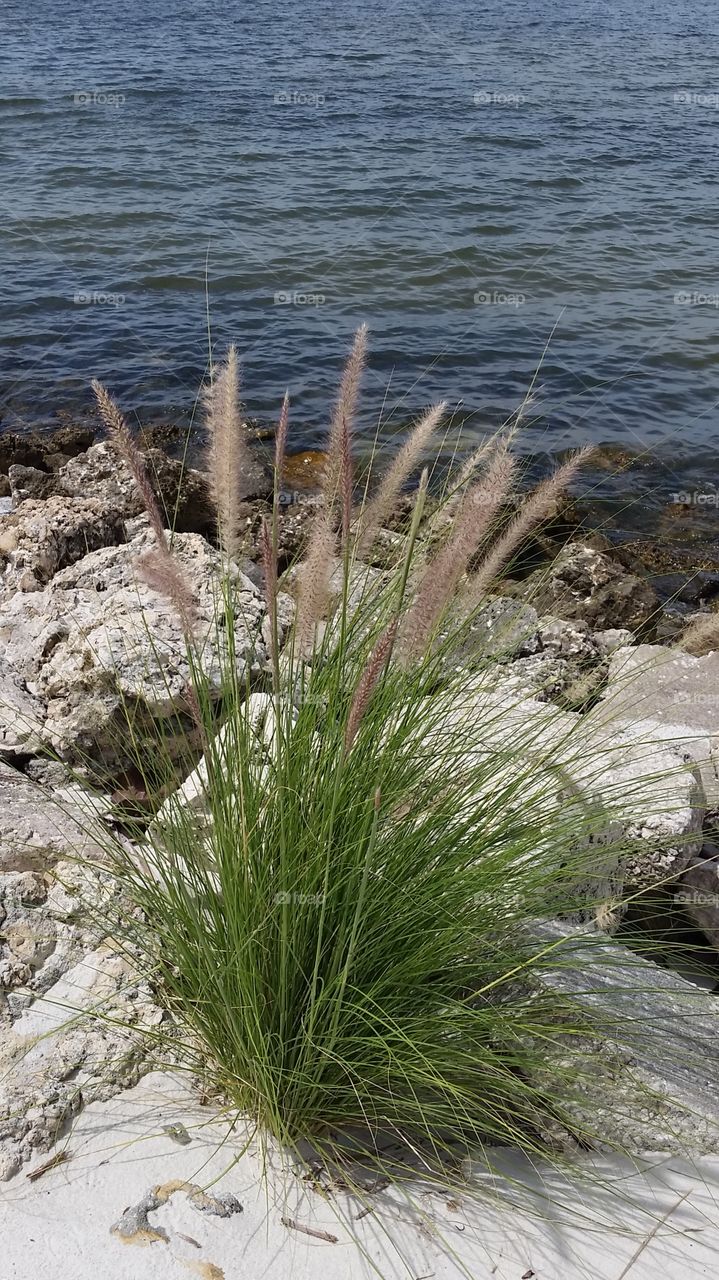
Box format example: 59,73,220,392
443,679,704,902
511,542,658,636
0,946,163,1181
529,922,719,1154
0,527,268,763
0,442,218,599
0,761,164,1180
595,643,719,806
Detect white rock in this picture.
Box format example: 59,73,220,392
0,528,267,762
436,676,703,902
0,764,108,873
0,944,164,1178
0,493,129,600
527,921,719,1153
594,643,719,805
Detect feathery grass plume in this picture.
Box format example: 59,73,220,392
294,506,336,656
292,330,366,652
92,379,198,634
340,414,353,549
260,516,278,617
356,400,447,557
463,445,595,614
344,617,398,751
454,435,497,492
323,324,367,508
679,612,719,657
401,447,517,662
204,344,250,558
138,548,198,637
274,391,290,483
92,379,167,547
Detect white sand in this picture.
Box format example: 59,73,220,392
1,1072,717,1279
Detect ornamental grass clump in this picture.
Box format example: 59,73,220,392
85,332,703,1176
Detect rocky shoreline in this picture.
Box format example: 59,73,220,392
2,426,719,1179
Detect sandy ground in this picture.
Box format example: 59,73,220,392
1,1072,718,1280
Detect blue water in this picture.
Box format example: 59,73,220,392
2,0,719,473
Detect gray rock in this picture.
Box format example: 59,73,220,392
7,465,55,504
443,678,703,903
0,443,222,601
594,643,719,806
0,494,129,598
0,671,45,755
527,921,719,1154
0,529,267,764
0,764,108,873
593,627,634,655
471,598,541,658
490,653,574,700
0,946,163,1179
676,852,719,951
514,542,658,636
0,426,94,479
535,614,600,661
440,598,540,670
57,442,216,535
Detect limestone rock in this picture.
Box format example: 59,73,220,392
513,543,658,636
461,598,541,661
0,425,94,477
0,765,108,873
527,922,719,1154
0,443,225,600
0,946,163,1178
676,851,719,951
0,529,267,764
56,442,216,535
0,494,129,598
594,643,719,806
7,465,55,503
535,614,600,661
442,678,703,902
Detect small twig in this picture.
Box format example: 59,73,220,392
177,1232,202,1249
26,1151,70,1182
616,1191,692,1279
281,1216,338,1243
